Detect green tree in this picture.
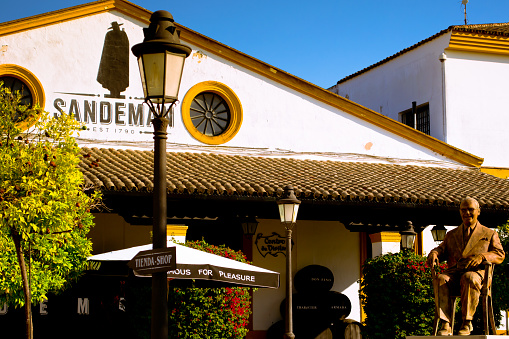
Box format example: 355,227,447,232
493,222,509,326
0,83,100,338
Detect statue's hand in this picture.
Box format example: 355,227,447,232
427,252,438,267
464,254,484,269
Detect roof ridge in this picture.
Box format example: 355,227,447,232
452,22,509,29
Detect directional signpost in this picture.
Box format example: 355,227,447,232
127,246,176,276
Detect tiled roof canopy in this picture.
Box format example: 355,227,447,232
80,148,509,211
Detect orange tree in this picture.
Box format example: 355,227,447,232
0,83,101,338
167,240,253,339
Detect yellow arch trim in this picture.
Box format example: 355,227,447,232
182,81,243,145
0,64,45,130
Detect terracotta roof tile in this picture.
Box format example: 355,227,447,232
452,23,509,35
79,148,509,210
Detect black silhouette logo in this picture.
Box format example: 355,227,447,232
97,22,129,99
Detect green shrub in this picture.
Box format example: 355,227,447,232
359,250,440,339
167,240,253,338
494,223,509,312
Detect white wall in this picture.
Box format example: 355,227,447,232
89,213,152,253
330,34,451,142
252,219,361,331
331,32,509,169
444,50,509,168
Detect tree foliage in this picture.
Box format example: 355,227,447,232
167,240,253,338
0,83,100,309
493,222,509,311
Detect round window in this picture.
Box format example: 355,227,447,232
190,92,230,136
0,76,33,108
0,65,45,130
182,81,242,145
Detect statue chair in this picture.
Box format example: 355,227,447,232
431,261,496,336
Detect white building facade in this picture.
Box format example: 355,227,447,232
2,4,509,337
330,24,509,177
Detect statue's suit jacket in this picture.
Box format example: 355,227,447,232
431,222,505,275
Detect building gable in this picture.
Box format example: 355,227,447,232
0,0,482,167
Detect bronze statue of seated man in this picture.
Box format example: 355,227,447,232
426,197,505,336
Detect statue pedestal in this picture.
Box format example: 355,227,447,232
407,336,506,338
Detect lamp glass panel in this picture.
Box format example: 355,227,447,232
431,227,447,242
247,222,258,235
436,229,447,242
279,203,299,223
164,51,185,101
402,234,416,250
291,204,300,223
141,53,165,100
431,230,438,242
278,204,286,223
137,57,147,99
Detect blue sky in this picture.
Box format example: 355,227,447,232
1,0,509,89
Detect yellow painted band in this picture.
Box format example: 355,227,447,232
369,232,401,243
166,225,188,237
480,167,509,179
448,31,509,56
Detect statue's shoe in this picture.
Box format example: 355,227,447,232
437,322,452,336
458,321,472,336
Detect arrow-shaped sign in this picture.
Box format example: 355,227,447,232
127,246,176,276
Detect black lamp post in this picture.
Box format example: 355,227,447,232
277,185,301,339
431,224,447,242
400,221,417,251
132,10,191,339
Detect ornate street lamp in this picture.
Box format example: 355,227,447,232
241,216,259,237
431,224,447,243
241,216,258,262
277,185,301,339
400,221,417,251
132,10,191,339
